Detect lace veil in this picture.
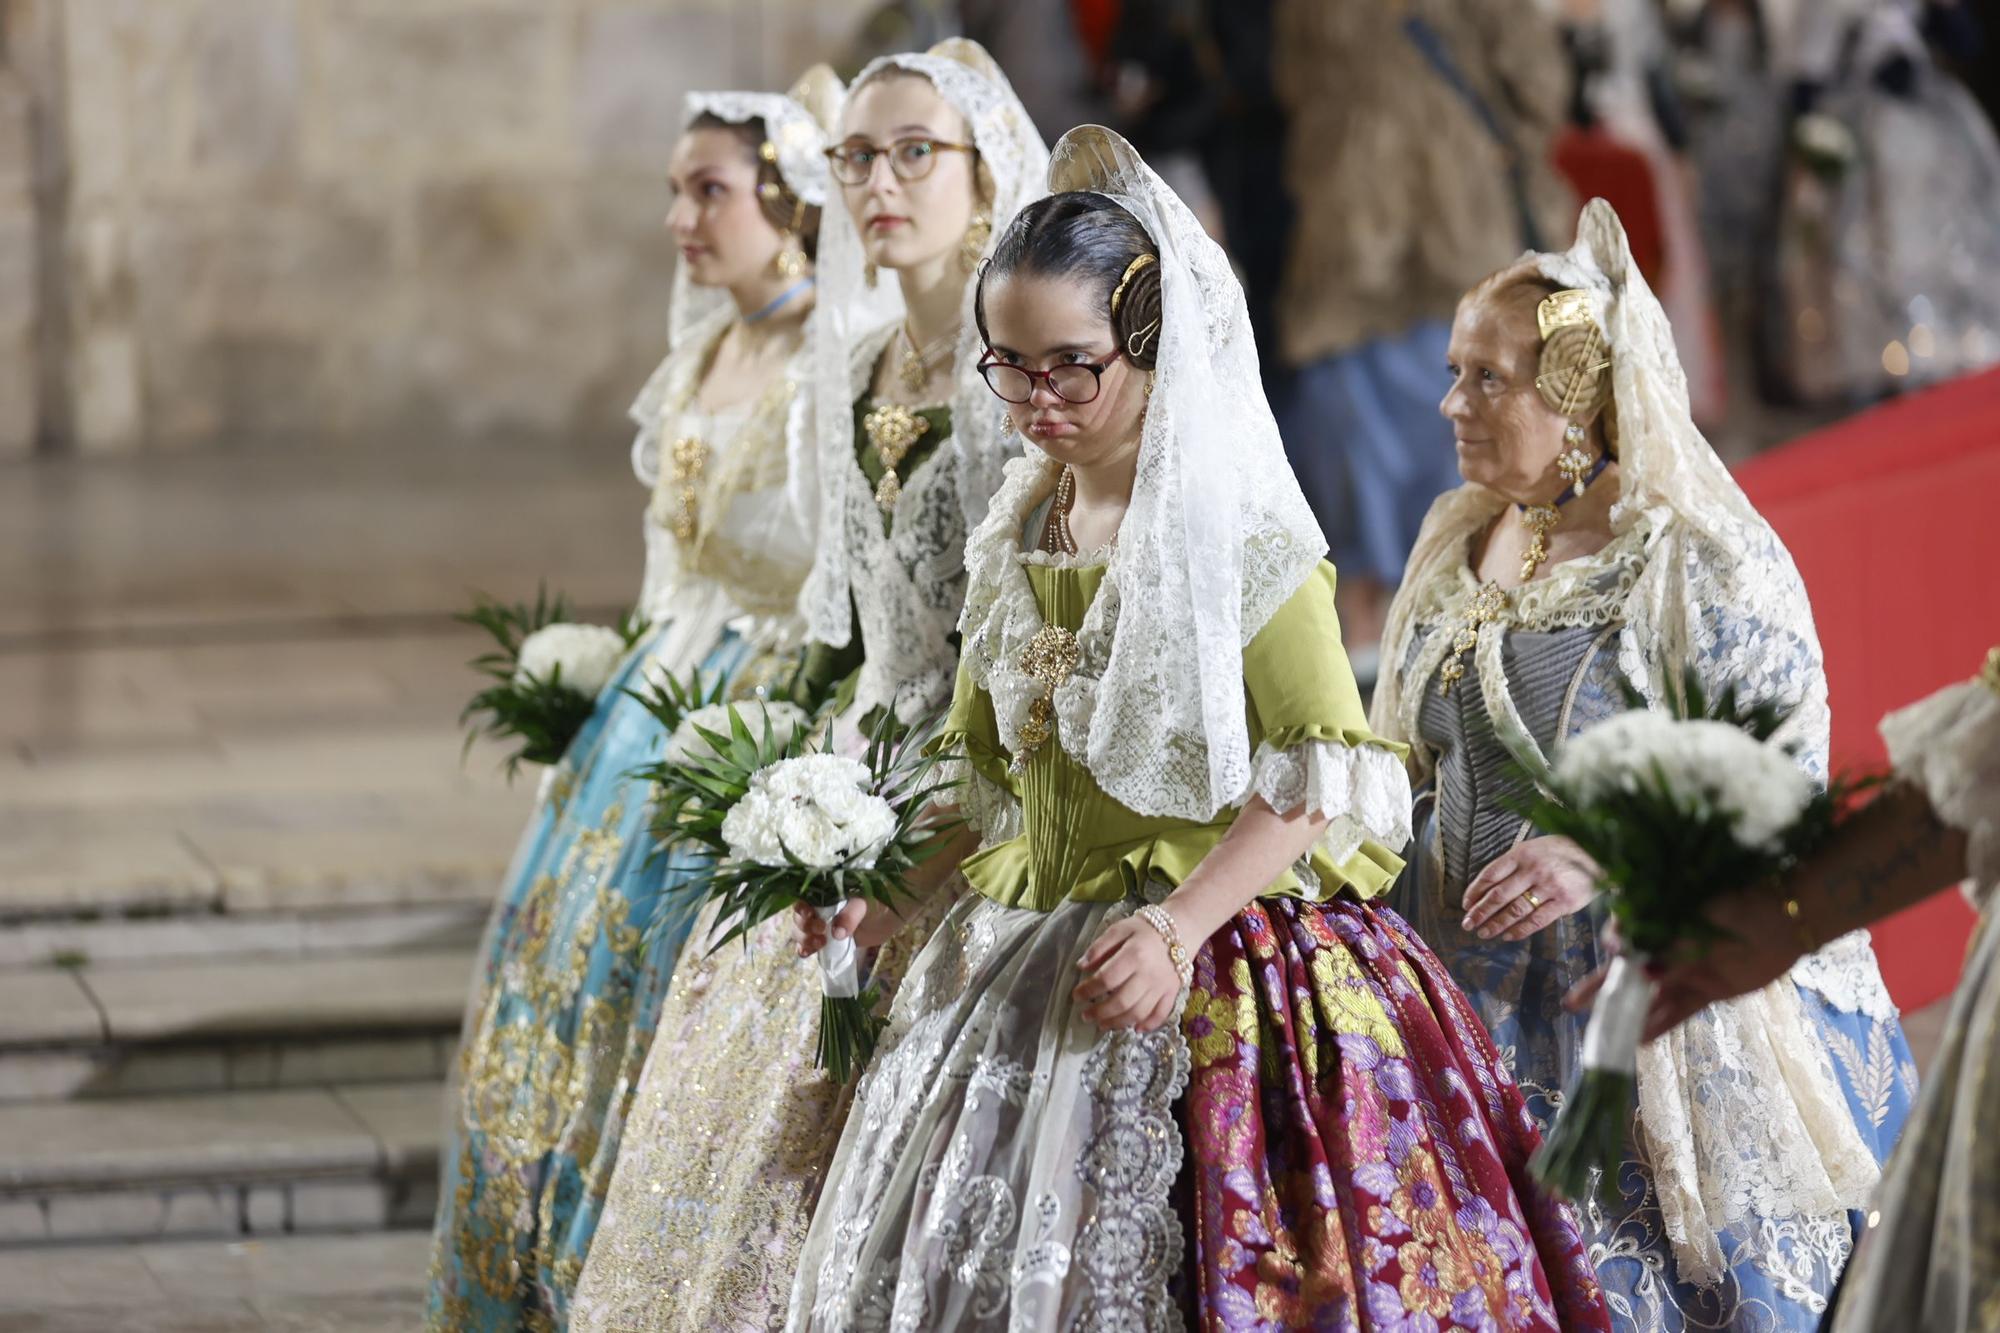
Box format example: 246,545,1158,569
959,127,1328,822
630,67,841,513
1374,198,1831,781
1372,200,1884,1288
798,39,1048,647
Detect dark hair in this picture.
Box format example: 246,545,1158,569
973,192,1162,370
687,112,822,261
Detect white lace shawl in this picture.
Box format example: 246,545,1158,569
662,73,839,356
960,452,1412,862
1881,660,2000,910
956,127,1366,831
797,40,1049,661
1371,198,1887,1288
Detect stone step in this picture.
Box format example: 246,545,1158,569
0,1229,430,1331
0,948,475,1103
0,898,486,970
0,1083,442,1246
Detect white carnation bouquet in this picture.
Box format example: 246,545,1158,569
630,702,961,1081
459,585,648,776
1518,672,1861,1199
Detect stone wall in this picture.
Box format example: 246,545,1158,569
0,62,34,457
11,0,874,454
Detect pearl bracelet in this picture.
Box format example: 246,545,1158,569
1136,904,1193,990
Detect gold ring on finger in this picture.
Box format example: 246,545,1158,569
1524,891,1543,911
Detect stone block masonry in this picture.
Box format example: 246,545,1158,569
9,0,879,454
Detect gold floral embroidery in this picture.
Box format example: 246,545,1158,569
1307,946,1408,1058
436,795,645,1322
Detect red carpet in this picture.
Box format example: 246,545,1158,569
1735,367,2000,1011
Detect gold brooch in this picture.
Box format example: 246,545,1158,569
1012,624,1081,773
1438,583,1508,697
864,403,931,511
667,435,709,544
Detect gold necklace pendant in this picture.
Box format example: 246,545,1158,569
667,435,709,544
864,403,931,511
1517,504,1561,583
1438,582,1508,697
897,325,954,396
1012,622,1081,773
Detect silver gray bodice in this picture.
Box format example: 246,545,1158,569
1409,622,1624,906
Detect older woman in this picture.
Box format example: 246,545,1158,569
1370,199,1915,1329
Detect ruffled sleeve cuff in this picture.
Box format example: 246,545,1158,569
1248,729,1415,872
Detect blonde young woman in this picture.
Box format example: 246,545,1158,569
566,40,1047,1332
788,126,1610,1333
1370,198,1914,1329
424,72,838,1331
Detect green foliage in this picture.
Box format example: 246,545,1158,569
456,585,649,776
628,694,965,1081
637,704,965,953
1531,1070,1635,1200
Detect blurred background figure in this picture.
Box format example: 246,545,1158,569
1267,0,1575,674
1766,0,2000,407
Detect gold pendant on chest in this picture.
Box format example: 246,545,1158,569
864,403,930,511
1437,582,1509,697
668,435,710,544
1011,623,1081,773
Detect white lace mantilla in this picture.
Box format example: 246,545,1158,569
1372,198,1898,1291
835,325,966,726
797,41,1046,659
959,453,1410,858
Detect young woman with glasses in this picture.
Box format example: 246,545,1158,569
564,40,1047,1333
788,125,1611,1333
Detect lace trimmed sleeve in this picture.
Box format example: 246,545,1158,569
1247,734,1414,866
1242,562,1415,870
1881,656,2000,910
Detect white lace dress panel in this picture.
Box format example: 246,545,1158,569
785,890,1189,1333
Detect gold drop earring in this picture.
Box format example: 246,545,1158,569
863,260,879,288
959,210,992,272
772,231,807,280
1556,421,1598,497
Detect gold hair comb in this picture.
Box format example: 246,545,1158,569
1109,253,1157,317
1536,289,1597,340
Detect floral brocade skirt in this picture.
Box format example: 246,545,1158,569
788,889,1610,1332
425,628,756,1332
570,889,953,1333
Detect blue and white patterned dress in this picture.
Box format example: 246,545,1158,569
425,308,819,1331
1381,497,1914,1332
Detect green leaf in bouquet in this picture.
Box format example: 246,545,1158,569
819,989,888,1085
456,585,646,779
459,663,598,776
1531,1067,1636,1201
